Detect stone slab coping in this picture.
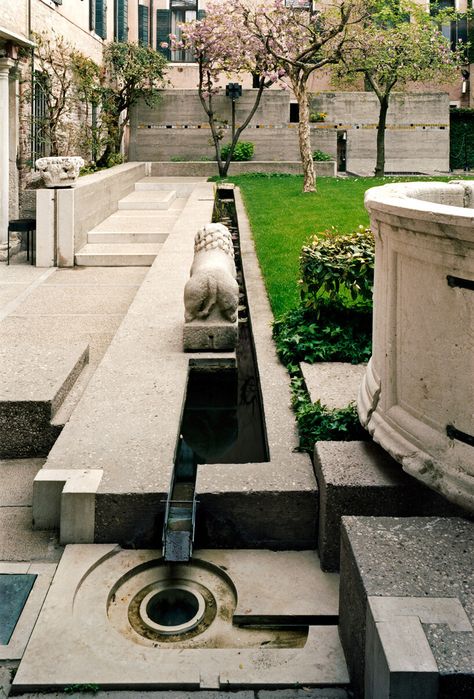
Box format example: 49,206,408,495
339,516,474,698
0,562,56,661
0,341,89,412
14,546,348,691
33,181,316,549
315,441,468,574
300,362,367,410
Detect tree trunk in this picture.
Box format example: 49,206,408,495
294,80,316,193
375,94,389,177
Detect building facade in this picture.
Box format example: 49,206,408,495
0,0,473,251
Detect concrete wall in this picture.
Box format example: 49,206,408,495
149,160,336,176
72,162,146,253
130,89,450,173
130,90,337,162
310,92,450,174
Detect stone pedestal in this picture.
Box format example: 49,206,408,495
0,58,15,249
359,181,474,512
35,156,84,188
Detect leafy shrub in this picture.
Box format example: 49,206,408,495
221,141,255,162
291,377,367,451
310,112,327,123
300,226,374,309
273,300,372,373
312,149,332,161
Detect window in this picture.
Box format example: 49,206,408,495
138,3,149,46
156,1,204,62
114,0,128,42
90,0,107,39
32,71,49,163
430,1,455,15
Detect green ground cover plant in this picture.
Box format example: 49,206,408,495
216,173,468,317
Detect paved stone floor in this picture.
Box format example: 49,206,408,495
0,259,153,698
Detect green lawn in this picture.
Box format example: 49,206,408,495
222,174,464,318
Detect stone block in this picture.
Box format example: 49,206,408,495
301,362,366,409
339,516,474,699
314,441,466,572
0,341,89,459
183,319,238,351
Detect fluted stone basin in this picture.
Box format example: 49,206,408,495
359,180,474,513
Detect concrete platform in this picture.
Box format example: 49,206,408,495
118,189,176,210
75,242,163,266
0,341,89,458
32,184,316,549
339,516,474,698
313,441,465,572
14,546,348,691
301,362,367,409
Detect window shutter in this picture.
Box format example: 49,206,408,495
116,0,128,42
197,10,206,20
89,0,96,31
156,9,171,59
138,5,149,46
95,0,107,39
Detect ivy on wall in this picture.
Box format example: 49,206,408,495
450,107,474,171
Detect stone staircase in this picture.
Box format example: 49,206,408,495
75,177,204,266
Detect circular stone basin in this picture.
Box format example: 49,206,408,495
139,585,206,636
359,180,474,512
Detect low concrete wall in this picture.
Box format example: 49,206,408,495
35,162,147,267
310,92,450,174
149,161,336,177
72,162,146,253
130,89,450,174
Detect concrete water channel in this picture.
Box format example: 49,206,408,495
7,180,348,692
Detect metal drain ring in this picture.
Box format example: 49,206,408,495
139,584,206,636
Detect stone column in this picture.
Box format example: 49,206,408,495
0,58,15,248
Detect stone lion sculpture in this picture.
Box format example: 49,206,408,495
184,223,239,323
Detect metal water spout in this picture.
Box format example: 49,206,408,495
162,438,197,563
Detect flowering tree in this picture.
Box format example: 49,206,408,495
168,0,282,176
237,0,369,192
97,42,168,167
333,1,463,176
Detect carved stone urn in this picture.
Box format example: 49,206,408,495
35,156,84,188
359,180,474,513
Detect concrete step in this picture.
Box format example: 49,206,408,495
87,231,169,244
75,243,162,267
118,189,176,210
135,177,205,196
0,341,89,458
51,362,97,428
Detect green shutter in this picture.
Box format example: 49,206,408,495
116,0,128,42
156,9,171,59
138,5,149,46
89,0,96,31
95,0,107,39
197,10,206,20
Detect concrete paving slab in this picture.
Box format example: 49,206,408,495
201,550,339,622
0,509,62,562
301,362,367,410
118,190,176,210
13,285,142,316
0,266,45,284
13,546,348,691
0,284,29,309
0,459,45,506
0,563,56,661
339,516,474,698
0,341,88,406
9,691,350,699
41,267,148,285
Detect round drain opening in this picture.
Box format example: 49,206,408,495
139,585,206,636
